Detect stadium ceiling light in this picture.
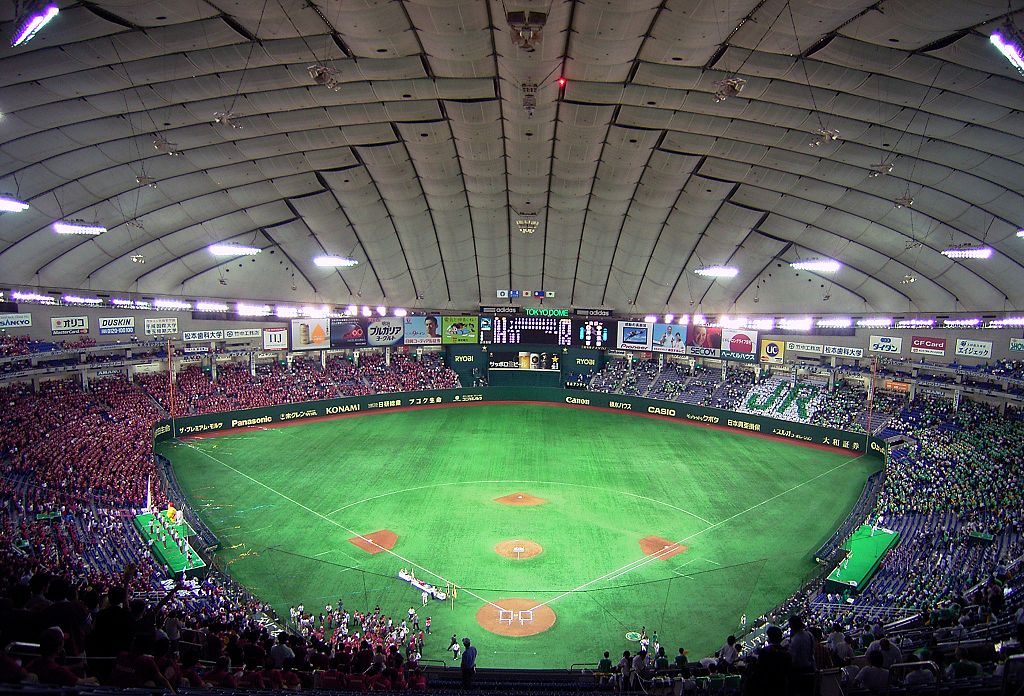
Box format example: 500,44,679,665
991,316,1024,327
346,304,357,316
53,220,106,235
360,306,372,317
643,314,657,323
275,306,299,319
376,306,387,316
12,291,55,304
693,314,707,325
663,314,674,324
718,316,746,329
1017,229,1024,238
63,294,103,305
991,30,1024,75
111,298,151,309
790,259,841,273
943,318,981,327
676,315,690,326
301,305,330,318
856,317,893,328
195,301,229,312
779,317,812,332
816,318,853,328
11,1,59,47
237,303,271,317
209,243,261,256
313,255,358,267
154,298,192,310
750,318,775,331
941,245,993,259
895,318,935,328
393,308,408,317
0,195,30,212
694,265,738,278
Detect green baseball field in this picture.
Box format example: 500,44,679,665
158,403,881,669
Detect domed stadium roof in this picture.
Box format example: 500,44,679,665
1,0,1022,315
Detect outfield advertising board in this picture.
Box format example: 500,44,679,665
51,316,89,335
330,319,367,348
225,329,260,340
0,312,32,329
403,316,442,345
651,323,686,354
823,345,863,358
366,317,404,346
262,327,288,351
153,387,886,459
183,330,223,342
290,318,330,350
686,324,722,358
955,338,992,359
145,318,178,336
618,321,652,350
441,316,479,344
488,351,561,371
786,341,822,354
721,329,758,362
1011,338,1024,352
911,336,946,356
760,339,785,364
99,316,134,335
868,335,902,354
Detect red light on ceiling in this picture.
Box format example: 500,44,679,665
557,76,566,88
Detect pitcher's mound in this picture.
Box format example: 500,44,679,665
495,540,543,559
348,530,397,555
476,598,556,637
639,535,687,559
495,492,547,506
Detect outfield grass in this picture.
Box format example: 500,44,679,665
160,403,881,669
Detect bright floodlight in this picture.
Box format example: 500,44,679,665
195,301,229,312
643,315,657,323
209,243,261,256
313,255,358,267
816,317,852,328
11,2,58,47
790,259,841,273
856,317,893,328
941,246,993,259
991,32,1024,74
53,221,106,235
694,265,739,278
0,195,29,212
63,294,103,305
393,308,408,317
154,298,192,310
1018,229,1024,238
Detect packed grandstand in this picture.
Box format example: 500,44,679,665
0,336,1022,695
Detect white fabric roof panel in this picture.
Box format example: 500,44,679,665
1,0,1023,313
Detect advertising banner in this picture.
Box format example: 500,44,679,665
225,329,260,339
51,316,89,335
651,323,686,354
786,341,822,354
721,329,759,362
868,335,903,354
404,315,442,345
441,316,479,344
760,339,785,364
182,346,209,354
1011,337,1024,352
883,380,911,393
0,312,32,329
366,317,404,346
263,327,288,351
955,338,992,359
99,316,134,335
183,330,224,342
487,350,561,371
823,344,863,358
144,317,178,336
290,318,330,351
685,324,722,358
330,319,368,348
618,321,653,350
573,319,614,348
911,336,946,356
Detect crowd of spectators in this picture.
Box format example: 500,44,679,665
0,333,30,357
2,351,1024,694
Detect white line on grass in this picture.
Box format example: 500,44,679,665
529,453,867,611
183,443,504,611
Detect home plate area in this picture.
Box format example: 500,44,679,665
476,598,556,637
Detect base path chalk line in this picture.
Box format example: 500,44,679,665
529,453,868,611
182,443,504,611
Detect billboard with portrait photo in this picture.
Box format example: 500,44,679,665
685,325,722,357
404,315,442,345
651,323,686,354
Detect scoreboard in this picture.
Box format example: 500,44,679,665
572,319,615,348
480,315,573,346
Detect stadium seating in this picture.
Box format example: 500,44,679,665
1,353,1023,694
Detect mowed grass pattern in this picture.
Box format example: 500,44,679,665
162,403,881,668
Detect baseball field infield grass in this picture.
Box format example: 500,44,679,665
159,403,880,669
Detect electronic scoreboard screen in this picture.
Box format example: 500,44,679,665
479,315,573,346
572,319,615,348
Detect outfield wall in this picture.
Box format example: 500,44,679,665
151,387,887,458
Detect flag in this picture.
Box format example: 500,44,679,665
145,475,152,512
545,290,556,297
497,289,509,298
